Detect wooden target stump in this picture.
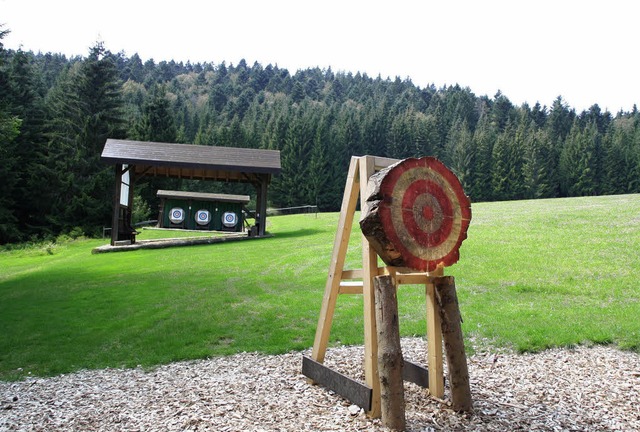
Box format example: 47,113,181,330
304,155,472,420
360,156,471,272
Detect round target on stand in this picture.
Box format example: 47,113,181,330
222,211,238,228
169,207,185,224
195,210,210,226
361,157,472,272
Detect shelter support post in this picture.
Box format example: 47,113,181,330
110,164,123,246
254,175,269,236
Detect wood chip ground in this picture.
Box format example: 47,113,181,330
2,338,639,431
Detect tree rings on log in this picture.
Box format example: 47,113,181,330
360,157,471,272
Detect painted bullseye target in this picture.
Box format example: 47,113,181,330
195,209,211,225
169,207,185,224
376,157,471,271
222,211,238,227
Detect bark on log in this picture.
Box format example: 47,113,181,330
434,276,473,412
373,274,406,431
360,160,406,268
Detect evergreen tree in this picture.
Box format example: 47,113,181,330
270,106,314,207
469,114,496,201
6,49,48,237
446,119,475,193
307,116,339,210
603,117,638,194
491,120,524,200
559,121,600,196
522,123,556,198
547,96,575,143
0,26,25,242
45,43,126,236
133,84,177,142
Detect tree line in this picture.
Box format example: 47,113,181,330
1,31,639,244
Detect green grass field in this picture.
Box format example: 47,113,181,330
1,194,639,381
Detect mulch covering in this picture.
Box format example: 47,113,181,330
2,338,639,431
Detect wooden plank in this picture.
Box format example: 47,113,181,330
360,156,381,418
340,269,364,280
311,156,361,364
373,156,401,171
396,273,435,285
302,356,372,411
338,281,363,295
426,267,445,398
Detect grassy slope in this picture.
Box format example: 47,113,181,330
0,194,638,380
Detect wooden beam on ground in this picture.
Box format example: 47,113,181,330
403,360,429,388
302,356,372,411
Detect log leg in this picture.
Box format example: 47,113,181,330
434,276,472,412
374,274,406,431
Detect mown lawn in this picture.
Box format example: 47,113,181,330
1,194,639,381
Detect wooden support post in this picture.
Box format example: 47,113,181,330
360,156,381,418
374,274,406,431
255,174,269,236
311,157,361,364
110,164,123,246
434,276,472,412
425,267,445,398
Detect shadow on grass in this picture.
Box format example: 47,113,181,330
270,228,325,239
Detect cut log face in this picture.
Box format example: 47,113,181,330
360,157,471,272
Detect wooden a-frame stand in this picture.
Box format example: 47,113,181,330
302,155,446,418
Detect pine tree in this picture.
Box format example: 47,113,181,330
469,114,496,202
133,84,177,143
603,117,638,194
446,119,475,193
0,26,25,242
491,120,524,200
559,121,599,196
45,43,125,236
6,49,48,237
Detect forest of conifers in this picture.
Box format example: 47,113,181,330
1,33,639,243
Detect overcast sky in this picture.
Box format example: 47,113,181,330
2,0,638,113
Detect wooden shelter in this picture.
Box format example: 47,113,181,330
101,139,281,245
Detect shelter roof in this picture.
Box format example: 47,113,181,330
157,190,250,204
101,139,281,181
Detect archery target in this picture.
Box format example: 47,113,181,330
378,157,471,271
169,207,185,224
222,211,238,227
195,209,211,225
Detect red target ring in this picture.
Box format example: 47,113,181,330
377,157,471,271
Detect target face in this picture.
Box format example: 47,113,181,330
195,210,210,225
169,207,185,224
378,157,471,271
222,211,238,227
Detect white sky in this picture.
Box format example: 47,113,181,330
2,0,638,113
